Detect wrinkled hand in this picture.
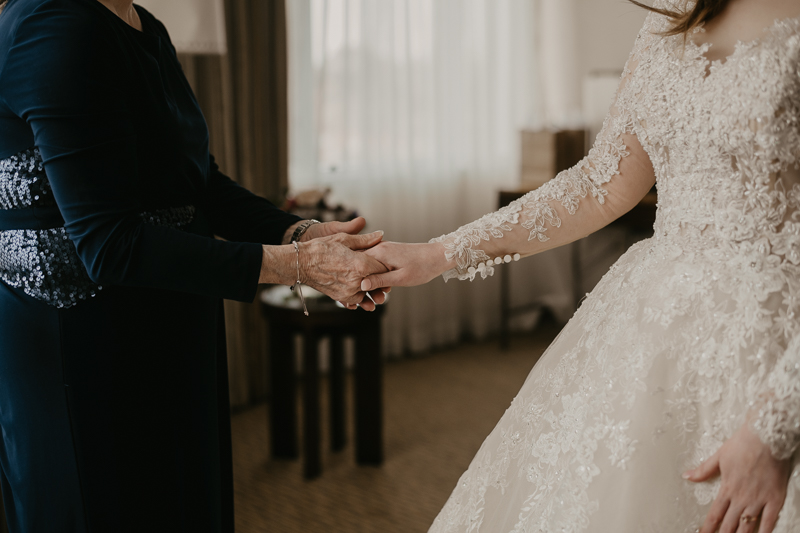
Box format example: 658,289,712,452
300,217,367,242
359,241,451,292
685,422,792,533
298,230,388,310
300,217,389,310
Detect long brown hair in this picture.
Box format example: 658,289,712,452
629,0,731,35
0,1,7,14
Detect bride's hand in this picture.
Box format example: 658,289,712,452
359,241,453,291
684,422,792,533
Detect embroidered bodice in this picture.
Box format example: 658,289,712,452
431,5,800,467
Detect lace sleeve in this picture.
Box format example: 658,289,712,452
751,337,800,460
430,23,657,282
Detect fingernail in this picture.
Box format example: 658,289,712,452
361,279,371,291
371,230,384,237
682,471,691,479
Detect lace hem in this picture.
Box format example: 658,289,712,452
428,207,521,282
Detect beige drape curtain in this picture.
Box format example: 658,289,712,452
179,0,289,408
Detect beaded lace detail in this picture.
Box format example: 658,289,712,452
429,4,800,533
430,134,630,283
0,148,196,308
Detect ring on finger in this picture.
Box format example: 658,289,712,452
740,514,758,524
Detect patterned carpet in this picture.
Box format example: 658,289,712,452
231,324,559,533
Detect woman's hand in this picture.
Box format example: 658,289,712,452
685,422,792,533
283,216,374,245
359,241,454,292
298,217,367,242
300,231,390,310
283,217,389,310
260,230,388,309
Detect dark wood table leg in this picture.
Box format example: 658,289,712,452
330,334,346,452
269,321,298,459
355,323,383,465
303,330,322,479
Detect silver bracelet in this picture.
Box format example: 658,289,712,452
290,241,309,316
290,219,320,244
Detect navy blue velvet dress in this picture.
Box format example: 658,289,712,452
0,1,300,531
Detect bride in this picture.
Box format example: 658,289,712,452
358,0,800,531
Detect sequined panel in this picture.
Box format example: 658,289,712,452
0,227,101,308
0,206,195,308
139,205,195,228
0,147,54,209
0,147,196,307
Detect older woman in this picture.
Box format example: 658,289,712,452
0,0,386,531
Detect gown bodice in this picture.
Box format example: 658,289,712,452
637,15,800,258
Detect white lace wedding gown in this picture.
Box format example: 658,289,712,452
428,4,800,533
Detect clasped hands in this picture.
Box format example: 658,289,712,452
270,218,450,311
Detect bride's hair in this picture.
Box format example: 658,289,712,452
0,0,7,14
629,0,730,35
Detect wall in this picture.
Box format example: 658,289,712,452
523,0,650,324
575,0,648,83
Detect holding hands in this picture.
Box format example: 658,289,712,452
360,241,451,292
296,227,389,311
262,217,390,311
268,222,452,311
328,241,450,311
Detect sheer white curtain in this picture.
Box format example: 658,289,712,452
287,0,582,356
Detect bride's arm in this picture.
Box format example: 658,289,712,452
361,38,656,290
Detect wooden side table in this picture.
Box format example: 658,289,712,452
497,188,657,349
260,288,384,479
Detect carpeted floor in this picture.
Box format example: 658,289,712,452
231,323,560,533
